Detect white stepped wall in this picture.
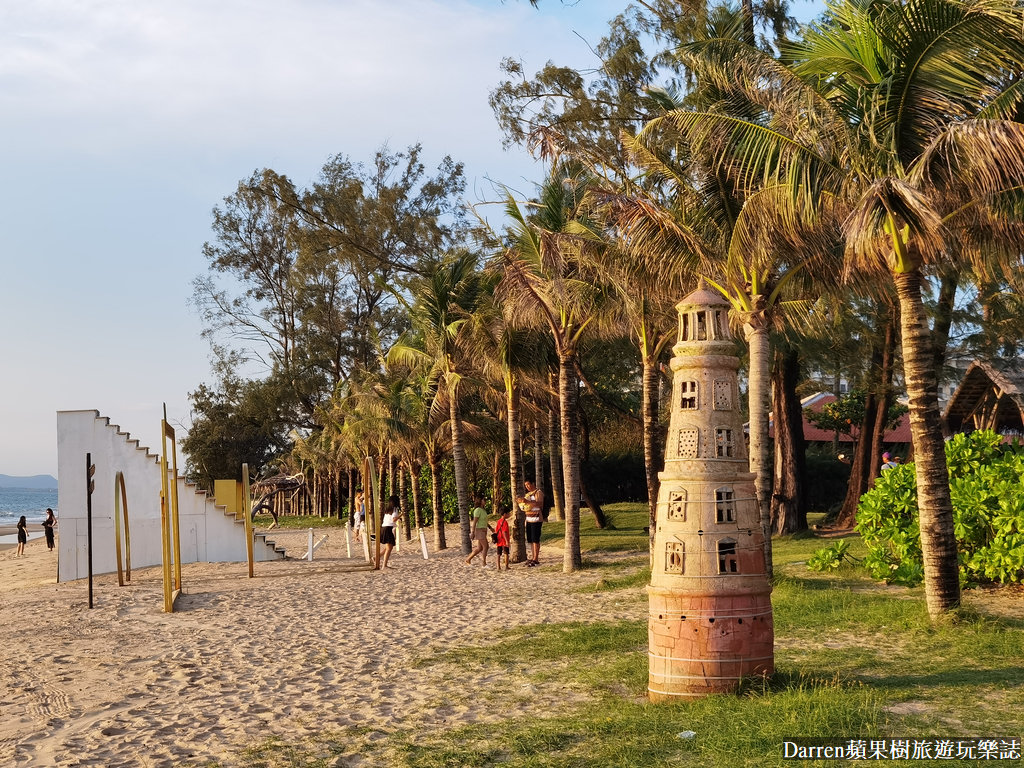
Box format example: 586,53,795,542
57,410,280,583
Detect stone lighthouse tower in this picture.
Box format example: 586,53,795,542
648,281,774,700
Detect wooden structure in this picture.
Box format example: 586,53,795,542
944,360,1024,436
648,282,774,700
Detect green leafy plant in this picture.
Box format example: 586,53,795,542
807,539,857,572
855,430,1024,586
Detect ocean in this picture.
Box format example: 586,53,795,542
0,486,58,524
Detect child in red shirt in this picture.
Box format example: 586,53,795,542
494,508,511,571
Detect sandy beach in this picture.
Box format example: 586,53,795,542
0,528,645,767
0,524,44,552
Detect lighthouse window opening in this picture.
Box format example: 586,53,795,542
678,428,700,458
715,428,734,457
680,381,698,410
696,311,708,340
716,488,735,523
665,541,684,574
680,313,691,342
713,309,728,339
718,539,738,573
713,380,732,410
667,490,686,521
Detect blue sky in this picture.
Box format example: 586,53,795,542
0,0,821,477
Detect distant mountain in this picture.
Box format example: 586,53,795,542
0,474,58,489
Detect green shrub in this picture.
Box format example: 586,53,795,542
854,429,1024,586
806,539,856,572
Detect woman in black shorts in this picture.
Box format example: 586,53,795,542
379,495,400,569
523,480,544,566
16,515,28,557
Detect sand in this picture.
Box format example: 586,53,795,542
0,527,646,767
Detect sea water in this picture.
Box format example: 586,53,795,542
0,487,59,525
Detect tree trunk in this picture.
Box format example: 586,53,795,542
449,384,473,554
741,0,755,43
868,319,897,485
347,467,355,526
770,344,807,535
835,337,883,529
399,463,411,541
506,382,527,563
833,394,879,530
895,270,960,617
548,375,566,521
534,420,544,495
578,405,607,529
377,454,386,528
388,449,398,499
427,450,447,551
559,351,582,572
641,350,663,551
491,451,502,515
931,270,958,373
411,461,424,531
744,316,773,577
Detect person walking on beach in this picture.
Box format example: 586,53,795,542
16,515,28,557
42,508,56,552
464,494,492,567
379,495,400,569
494,507,511,571
524,480,544,567
353,491,365,543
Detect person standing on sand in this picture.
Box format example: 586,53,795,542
494,508,511,571
353,491,365,543
16,515,28,557
465,494,492,567
379,495,400,569
524,480,544,567
42,508,56,552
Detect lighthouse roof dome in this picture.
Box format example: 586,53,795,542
676,278,729,311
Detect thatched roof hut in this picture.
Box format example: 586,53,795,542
944,360,1024,436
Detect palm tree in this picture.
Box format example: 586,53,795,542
640,0,1024,616
502,164,613,572
470,295,550,563
389,250,495,554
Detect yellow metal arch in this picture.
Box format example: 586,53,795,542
113,471,132,586
160,407,182,613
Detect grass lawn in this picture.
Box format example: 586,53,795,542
239,504,1024,767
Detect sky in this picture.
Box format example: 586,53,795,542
0,0,821,478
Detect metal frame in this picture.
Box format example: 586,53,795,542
159,406,182,613
113,471,132,586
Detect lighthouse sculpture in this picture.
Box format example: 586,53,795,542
648,281,774,699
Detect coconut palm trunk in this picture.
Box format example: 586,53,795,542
411,461,424,530
448,380,473,555
548,377,566,521
894,270,960,616
399,465,411,541
559,351,583,572
770,345,806,535
744,312,773,576
534,421,543,491
641,349,664,554
427,450,447,550
507,383,528,562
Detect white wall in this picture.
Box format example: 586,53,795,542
56,410,281,582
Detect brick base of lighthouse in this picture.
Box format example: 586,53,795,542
648,585,774,700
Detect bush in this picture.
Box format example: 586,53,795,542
854,429,1024,586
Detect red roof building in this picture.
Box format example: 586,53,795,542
768,392,912,445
